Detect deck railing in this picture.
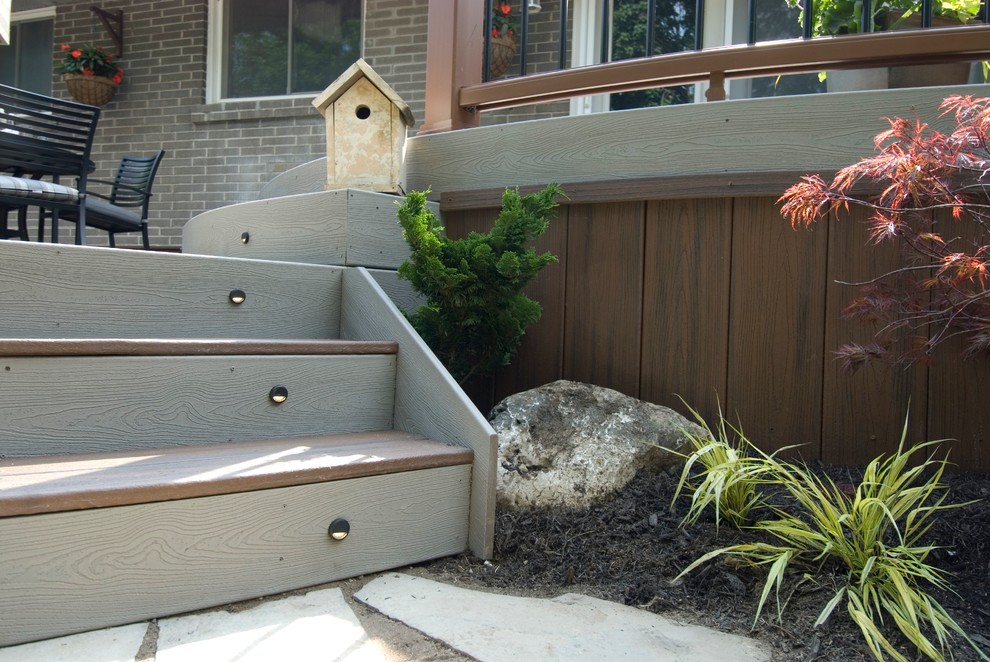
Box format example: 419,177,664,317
421,0,990,133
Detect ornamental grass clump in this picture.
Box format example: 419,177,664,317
671,402,784,531
397,184,562,384
676,417,986,662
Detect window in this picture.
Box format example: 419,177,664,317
210,0,362,101
0,9,55,95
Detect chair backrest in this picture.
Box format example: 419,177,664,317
109,150,165,218
0,84,100,188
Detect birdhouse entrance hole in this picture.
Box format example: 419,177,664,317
355,105,371,120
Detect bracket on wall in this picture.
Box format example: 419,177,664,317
90,6,123,57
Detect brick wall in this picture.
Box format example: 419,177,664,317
51,0,435,248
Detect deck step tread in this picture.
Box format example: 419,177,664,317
0,338,397,357
0,431,472,518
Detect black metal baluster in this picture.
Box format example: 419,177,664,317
748,0,757,44
860,0,871,31
520,0,530,75
600,0,612,63
559,0,570,70
646,0,657,55
921,0,932,28
803,0,813,38
695,0,705,48
484,0,494,82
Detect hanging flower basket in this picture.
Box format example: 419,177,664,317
63,74,119,106
488,35,517,79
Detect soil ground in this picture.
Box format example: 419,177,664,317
419,465,990,661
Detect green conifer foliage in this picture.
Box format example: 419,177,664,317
397,184,563,384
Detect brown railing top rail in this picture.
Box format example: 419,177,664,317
461,26,990,112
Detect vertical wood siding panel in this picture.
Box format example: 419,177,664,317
562,202,644,397
641,199,732,423
494,206,569,403
928,212,990,468
821,205,928,465
727,197,827,458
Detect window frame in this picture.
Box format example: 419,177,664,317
206,0,365,104
2,6,55,96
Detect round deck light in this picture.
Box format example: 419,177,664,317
269,386,288,404
328,518,350,541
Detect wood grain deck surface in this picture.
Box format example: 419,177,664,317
0,338,398,356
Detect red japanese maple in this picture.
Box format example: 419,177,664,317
780,95,990,371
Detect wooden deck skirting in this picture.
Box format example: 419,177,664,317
0,338,398,357
439,170,855,211
0,431,472,518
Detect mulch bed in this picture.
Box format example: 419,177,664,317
423,465,990,661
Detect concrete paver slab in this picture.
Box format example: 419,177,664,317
355,572,770,662
156,587,385,662
0,623,147,662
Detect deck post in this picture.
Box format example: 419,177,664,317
420,0,483,134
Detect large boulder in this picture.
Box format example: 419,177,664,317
490,380,703,510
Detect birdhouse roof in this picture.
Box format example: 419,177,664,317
312,59,414,127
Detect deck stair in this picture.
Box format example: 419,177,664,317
0,240,496,647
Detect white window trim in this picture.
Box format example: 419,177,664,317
12,6,54,23
206,0,365,104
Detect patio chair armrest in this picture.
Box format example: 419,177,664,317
112,182,153,196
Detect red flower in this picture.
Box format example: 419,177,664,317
71,49,82,58
82,67,94,76
492,27,501,38
112,73,123,84
499,3,511,15
61,43,70,51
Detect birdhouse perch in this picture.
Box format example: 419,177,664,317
312,59,414,194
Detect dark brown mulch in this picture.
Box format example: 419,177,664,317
423,465,990,661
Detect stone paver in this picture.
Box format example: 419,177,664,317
0,574,772,662
355,573,771,662
156,587,384,662
0,623,147,662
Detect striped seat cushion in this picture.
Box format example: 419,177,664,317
0,176,79,203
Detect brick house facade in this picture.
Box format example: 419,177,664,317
17,0,567,248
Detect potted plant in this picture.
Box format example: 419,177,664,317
57,43,124,106
787,0,979,36
785,0,981,89
488,2,518,79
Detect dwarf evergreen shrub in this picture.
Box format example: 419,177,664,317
397,184,563,384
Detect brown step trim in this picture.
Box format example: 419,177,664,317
0,431,472,518
0,339,398,357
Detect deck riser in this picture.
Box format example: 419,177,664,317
0,464,471,647
0,355,395,456
0,242,343,339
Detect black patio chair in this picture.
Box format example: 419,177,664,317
49,150,165,249
0,84,100,244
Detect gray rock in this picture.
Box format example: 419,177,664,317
489,380,703,510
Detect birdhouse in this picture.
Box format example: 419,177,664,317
312,59,414,194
